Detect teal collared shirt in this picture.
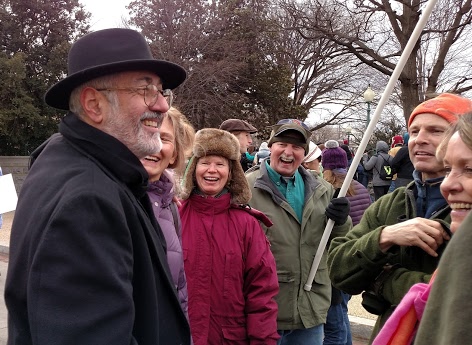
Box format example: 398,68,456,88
265,160,305,222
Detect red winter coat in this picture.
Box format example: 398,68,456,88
180,193,279,345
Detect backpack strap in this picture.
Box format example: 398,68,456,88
374,153,391,173
169,202,181,237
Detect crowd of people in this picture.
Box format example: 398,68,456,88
5,27,472,345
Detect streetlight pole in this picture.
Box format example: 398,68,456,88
363,85,375,128
345,125,352,145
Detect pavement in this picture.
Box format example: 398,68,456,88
0,211,375,344
0,253,7,345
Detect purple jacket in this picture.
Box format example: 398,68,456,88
147,173,189,319
330,169,371,226
348,179,372,225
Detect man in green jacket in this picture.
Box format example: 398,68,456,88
327,93,472,343
246,119,352,344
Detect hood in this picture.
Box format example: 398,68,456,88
376,140,389,153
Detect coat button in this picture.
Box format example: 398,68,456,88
154,202,159,207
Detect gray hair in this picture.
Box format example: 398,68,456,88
69,75,118,118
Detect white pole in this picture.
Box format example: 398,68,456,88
304,0,439,291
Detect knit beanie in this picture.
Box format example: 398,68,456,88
259,142,269,151
322,140,348,170
408,93,472,128
391,135,404,148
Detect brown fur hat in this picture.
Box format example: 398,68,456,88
181,128,252,204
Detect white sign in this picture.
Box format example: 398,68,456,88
0,174,18,214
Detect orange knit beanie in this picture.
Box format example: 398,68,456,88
408,93,472,128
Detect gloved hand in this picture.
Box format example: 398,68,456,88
325,197,350,225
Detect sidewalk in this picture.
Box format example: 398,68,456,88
0,211,375,344
0,212,12,254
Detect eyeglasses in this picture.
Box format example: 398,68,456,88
96,84,173,108
276,119,310,130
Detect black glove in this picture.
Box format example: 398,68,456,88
325,197,350,225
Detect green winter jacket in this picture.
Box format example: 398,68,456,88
245,162,351,330
328,181,451,342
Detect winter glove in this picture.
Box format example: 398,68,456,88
325,197,350,225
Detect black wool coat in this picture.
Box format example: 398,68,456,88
5,113,190,345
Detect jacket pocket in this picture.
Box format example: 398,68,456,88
313,267,330,286
222,326,248,344
276,270,295,323
306,267,331,315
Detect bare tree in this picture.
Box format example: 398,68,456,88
271,5,365,127
128,0,301,131
279,0,472,124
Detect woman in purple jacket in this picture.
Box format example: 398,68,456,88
321,140,372,345
141,107,195,318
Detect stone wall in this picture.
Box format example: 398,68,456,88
0,156,29,193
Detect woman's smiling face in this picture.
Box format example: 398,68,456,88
195,155,230,197
140,116,176,182
440,132,472,233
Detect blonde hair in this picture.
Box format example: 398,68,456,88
166,107,195,176
322,169,356,197
437,112,472,163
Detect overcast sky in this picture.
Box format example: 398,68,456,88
80,0,131,31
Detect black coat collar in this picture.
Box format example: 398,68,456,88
57,113,149,197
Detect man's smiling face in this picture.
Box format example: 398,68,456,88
269,139,306,177
408,113,451,180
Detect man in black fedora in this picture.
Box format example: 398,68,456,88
5,28,191,345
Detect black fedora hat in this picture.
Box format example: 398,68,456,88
44,28,187,110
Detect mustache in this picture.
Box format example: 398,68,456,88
140,111,164,120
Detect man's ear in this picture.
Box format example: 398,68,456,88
80,87,106,124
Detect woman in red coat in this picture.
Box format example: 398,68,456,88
179,128,279,345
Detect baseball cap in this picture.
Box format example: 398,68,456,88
268,119,311,153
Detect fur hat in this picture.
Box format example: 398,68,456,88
44,28,187,110
322,140,348,170
181,128,251,204
407,93,472,128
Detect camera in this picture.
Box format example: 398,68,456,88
361,290,391,315
360,263,400,315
